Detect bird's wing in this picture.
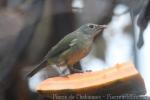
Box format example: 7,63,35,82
45,33,78,59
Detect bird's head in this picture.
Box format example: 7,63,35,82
78,23,107,38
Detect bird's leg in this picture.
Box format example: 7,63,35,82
61,67,68,75
55,64,69,77
57,65,62,74
68,65,83,74
69,63,92,73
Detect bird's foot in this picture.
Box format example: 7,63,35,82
85,70,92,72
69,67,92,74
59,68,70,77
69,67,83,74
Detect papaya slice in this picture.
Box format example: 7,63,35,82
37,62,146,99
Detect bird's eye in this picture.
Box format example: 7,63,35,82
88,24,95,28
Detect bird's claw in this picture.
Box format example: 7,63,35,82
69,67,92,74
69,67,83,74
85,70,92,72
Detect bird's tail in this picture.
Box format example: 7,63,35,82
26,59,47,78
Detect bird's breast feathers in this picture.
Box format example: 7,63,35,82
60,37,92,65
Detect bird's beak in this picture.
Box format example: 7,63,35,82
93,25,107,38
98,25,107,29
95,25,107,33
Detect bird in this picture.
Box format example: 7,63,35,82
27,23,106,77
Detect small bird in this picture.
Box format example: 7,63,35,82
27,23,106,77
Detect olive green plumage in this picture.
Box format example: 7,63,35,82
27,23,106,77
